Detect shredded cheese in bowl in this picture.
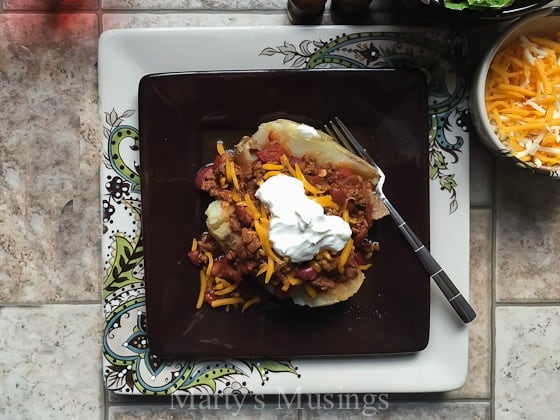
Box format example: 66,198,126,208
485,33,560,169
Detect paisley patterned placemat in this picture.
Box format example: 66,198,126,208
101,27,469,395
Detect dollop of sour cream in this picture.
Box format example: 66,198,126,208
255,174,351,263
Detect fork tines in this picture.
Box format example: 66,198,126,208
324,117,378,170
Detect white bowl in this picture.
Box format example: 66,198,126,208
470,6,560,177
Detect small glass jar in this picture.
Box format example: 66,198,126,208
330,0,373,24
287,0,327,25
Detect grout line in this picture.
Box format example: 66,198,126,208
469,203,493,210
98,8,287,15
103,387,109,420
97,3,103,37
0,300,101,307
0,9,99,13
0,8,285,14
495,301,560,306
387,395,493,403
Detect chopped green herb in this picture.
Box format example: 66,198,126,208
444,0,515,10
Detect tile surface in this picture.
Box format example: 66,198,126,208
446,209,492,398
0,14,100,303
495,306,560,420
109,401,491,420
102,12,289,29
495,160,560,301
301,402,490,419
109,405,299,419
0,304,103,419
102,0,287,10
2,0,98,9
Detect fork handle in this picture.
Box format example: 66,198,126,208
381,198,476,324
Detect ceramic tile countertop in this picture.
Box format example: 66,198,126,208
0,1,559,419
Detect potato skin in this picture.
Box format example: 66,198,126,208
205,200,238,251
236,119,381,183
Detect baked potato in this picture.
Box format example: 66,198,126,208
189,119,388,309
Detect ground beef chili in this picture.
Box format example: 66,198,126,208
187,140,381,308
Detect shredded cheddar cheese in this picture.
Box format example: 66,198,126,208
254,218,283,265
311,195,340,210
264,255,275,284
214,283,239,296
294,163,324,195
304,284,318,298
241,296,261,312
280,154,296,176
317,249,332,260
338,238,354,274
217,141,241,190
485,34,560,168
211,297,245,308
195,264,257,312
256,265,267,276
243,194,260,220
342,208,350,223
311,261,322,272
280,273,302,292
196,270,207,309
289,277,302,286
263,170,283,180
224,158,238,190
231,191,241,202
262,163,284,171
204,251,214,277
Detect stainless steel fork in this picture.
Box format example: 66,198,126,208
325,117,476,324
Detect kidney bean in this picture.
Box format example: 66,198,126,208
354,250,367,266
336,167,352,178
235,205,252,227
204,290,218,304
295,264,318,281
328,184,347,207
187,250,205,267
210,258,242,283
255,141,287,163
194,164,214,190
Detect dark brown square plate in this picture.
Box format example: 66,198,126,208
138,69,430,359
